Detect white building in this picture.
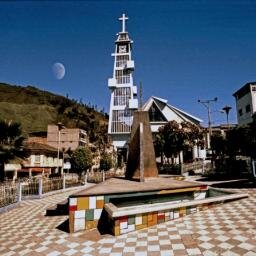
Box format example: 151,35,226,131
108,14,138,156
233,82,256,125
107,15,204,163
143,96,205,160
143,96,202,132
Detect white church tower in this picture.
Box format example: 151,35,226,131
108,14,138,158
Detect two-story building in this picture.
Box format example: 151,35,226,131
4,142,62,179
233,82,256,125
47,124,87,151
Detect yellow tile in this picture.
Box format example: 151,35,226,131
142,214,148,224
147,213,153,222
85,220,98,230
158,187,201,194
69,211,75,233
96,199,104,209
136,224,148,230
114,225,120,236
153,212,158,221
77,197,89,210
179,207,186,215
115,219,120,226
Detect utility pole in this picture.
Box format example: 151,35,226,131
198,97,217,149
57,122,65,175
139,81,143,111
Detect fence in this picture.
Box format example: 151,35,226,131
0,170,119,210
0,174,84,210
182,161,212,174
86,169,117,183
0,181,18,208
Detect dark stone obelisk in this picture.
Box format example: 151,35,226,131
126,111,158,181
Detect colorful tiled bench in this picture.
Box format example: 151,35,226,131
69,195,104,232
68,178,248,235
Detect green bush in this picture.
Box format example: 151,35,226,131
100,153,113,171
70,147,93,174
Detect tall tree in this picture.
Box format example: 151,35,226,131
153,133,165,165
211,133,226,157
158,121,186,164
158,121,204,164
70,147,93,176
0,119,25,180
181,121,204,149
100,152,113,171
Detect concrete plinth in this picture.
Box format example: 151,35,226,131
126,111,158,180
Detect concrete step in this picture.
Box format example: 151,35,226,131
46,199,69,216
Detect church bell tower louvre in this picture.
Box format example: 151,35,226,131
108,14,138,152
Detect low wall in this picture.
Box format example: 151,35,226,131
68,186,248,235
68,187,208,234
108,206,198,236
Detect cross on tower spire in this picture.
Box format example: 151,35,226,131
119,13,128,32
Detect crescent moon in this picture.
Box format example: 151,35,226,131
52,62,65,80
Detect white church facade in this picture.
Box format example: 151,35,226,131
107,14,204,162
108,14,138,157
143,96,202,132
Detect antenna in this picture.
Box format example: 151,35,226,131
139,82,143,110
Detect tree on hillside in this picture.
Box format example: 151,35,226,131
0,119,26,180
70,147,93,175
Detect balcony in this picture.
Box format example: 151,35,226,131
128,99,138,109
108,78,117,88
124,60,134,71
132,86,137,95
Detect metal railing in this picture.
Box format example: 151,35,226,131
0,175,83,210
42,177,63,194
182,161,212,174
0,170,119,210
86,169,117,183
0,181,18,208
21,179,39,196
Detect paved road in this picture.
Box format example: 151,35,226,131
0,185,256,256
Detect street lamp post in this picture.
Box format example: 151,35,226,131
222,105,232,128
57,122,65,175
198,97,218,149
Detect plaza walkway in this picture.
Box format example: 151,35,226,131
0,185,256,256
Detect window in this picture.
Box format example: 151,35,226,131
116,55,129,67
148,103,166,122
239,109,243,116
115,70,130,84
113,87,131,106
246,104,251,113
34,155,40,163
111,110,133,133
119,34,129,41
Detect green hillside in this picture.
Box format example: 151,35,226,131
0,83,108,143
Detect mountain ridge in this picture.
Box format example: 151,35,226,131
0,82,108,143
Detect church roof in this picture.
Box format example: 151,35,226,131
143,96,202,125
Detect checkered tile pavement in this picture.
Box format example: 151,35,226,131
0,186,256,255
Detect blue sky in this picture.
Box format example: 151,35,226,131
1,0,256,126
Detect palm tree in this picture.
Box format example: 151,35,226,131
0,119,26,181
